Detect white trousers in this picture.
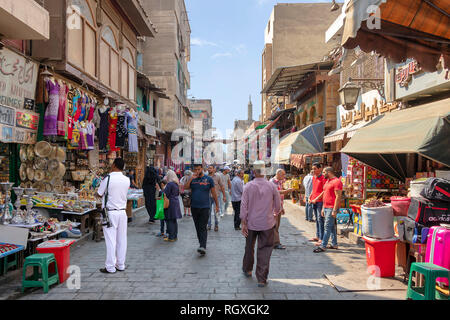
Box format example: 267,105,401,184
103,210,127,272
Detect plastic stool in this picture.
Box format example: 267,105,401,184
22,253,59,293
407,262,450,300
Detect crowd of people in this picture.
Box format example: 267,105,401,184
97,159,343,287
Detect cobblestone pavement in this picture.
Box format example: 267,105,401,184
12,201,406,300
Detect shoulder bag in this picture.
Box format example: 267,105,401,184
101,175,112,228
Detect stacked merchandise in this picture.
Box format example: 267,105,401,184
0,144,9,183
361,198,399,277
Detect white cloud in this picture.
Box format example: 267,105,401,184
235,44,247,55
191,37,219,47
211,52,233,59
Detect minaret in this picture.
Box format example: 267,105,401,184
248,95,253,121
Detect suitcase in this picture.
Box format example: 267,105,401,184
425,226,450,286
408,197,450,227
420,178,450,202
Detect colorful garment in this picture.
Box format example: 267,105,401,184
65,88,75,140
108,112,119,152
57,82,68,136
126,111,138,153
115,113,127,148
86,122,95,150
68,90,81,140
69,122,80,149
87,99,95,122
78,94,87,121
43,79,60,136
98,108,109,150
79,124,88,150
72,90,82,122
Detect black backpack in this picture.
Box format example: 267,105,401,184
420,178,450,202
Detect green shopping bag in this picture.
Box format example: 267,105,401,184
155,194,165,220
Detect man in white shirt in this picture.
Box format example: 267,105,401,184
231,169,244,230
220,166,232,216
97,158,131,273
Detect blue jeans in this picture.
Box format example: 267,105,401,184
208,196,220,227
321,208,338,249
305,197,313,221
223,190,230,213
312,202,324,240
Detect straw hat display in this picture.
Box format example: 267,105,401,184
34,170,45,182
19,163,27,181
27,145,35,161
55,162,66,179
34,141,53,158
48,159,59,171
26,167,35,181
55,147,66,162
34,157,48,170
20,148,27,163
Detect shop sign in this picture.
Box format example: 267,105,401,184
0,104,15,126
145,124,156,137
0,125,14,143
14,128,37,144
396,60,421,87
0,47,39,110
16,111,39,130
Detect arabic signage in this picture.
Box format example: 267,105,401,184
0,105,15,126
394,58,450,100
395,60,421,87
0,47,39,110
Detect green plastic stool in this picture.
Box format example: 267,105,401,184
22,253,59,294
407,262,450,300
2,253,18,275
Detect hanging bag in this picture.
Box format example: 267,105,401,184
101,175,112,228
164,192,170,209
155,194,165,220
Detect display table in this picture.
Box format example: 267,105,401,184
9,223,44,229
60,209,96,235
26,229,68,256
0,243,25,276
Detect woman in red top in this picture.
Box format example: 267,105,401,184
308,163,326,244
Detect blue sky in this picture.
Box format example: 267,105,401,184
185,0,336,138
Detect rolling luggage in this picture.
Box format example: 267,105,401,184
425,226,450,286
420,178,450,202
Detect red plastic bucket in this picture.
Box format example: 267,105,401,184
390,197,411,216
36,240,75,283
363,236,398,277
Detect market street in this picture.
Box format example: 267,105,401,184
13,202,406,300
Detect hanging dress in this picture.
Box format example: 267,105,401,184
68,90,81,140
87,99,95,122
57,82,68,136
126,111,138,153
108,112,119,152
43,79,60,136
98,108,109,151
86,122,95,150
115,112,127,148
78,94,87,122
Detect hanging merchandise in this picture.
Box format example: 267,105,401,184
57,80,69,137
98,106,109,151
108,108,119,152
127,109,138,153
115,107,127,148
43,78,60,136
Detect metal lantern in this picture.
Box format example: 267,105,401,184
338,81,361,110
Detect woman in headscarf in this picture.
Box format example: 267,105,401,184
162,170,182,241
142,166,162,224
180,170,193,217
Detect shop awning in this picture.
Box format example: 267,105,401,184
341,0,450,72
274,121,325,164
324,119,375,143
341,98,450,181
261,62,334,96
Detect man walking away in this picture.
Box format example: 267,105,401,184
231,169,244,230
314,167,343,253
241,161,282,287
184,164,219,256
97,158,130,273
207,165,225,232
308,163,326,245
270,169,293,250
221,166,232,216
303,170,314,222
